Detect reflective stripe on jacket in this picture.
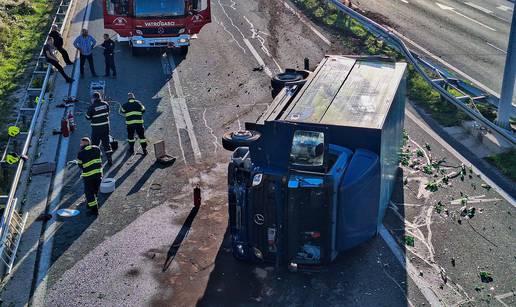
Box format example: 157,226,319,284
77,145,102,177
86,99,110,127
120,99,145,125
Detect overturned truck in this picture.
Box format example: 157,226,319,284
223,55,407,270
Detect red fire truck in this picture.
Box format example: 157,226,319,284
103,0,211,55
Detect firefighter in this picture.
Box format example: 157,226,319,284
120,92,147,155
76,137,102,214
86,92,113,165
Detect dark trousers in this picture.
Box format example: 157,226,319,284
91,125,113,156
83,175,101,209
56,46,73,64
127,124,147,151
104,54,116,76
80,53,96,76
46,58,71,81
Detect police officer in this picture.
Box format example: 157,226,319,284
86,92,113,164
76,137,102,214
120,93,147,155
101,34,116,78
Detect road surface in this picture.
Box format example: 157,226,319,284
2,0,515,306
357,0,515,104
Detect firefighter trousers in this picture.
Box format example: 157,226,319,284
127,124,147,151
83,175,101,209
91,125,113,156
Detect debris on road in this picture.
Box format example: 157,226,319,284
434,201,445,214
460,206,475,219
479,271,493,283
481,184,491,191
425,180,438,192
404,235,415,247
253,65,264,72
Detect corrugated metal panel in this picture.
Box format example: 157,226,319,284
321,61,407,129
286,57,356,123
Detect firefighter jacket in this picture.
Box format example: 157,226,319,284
86,99,110,128
77,145,102,178
120,99,145,126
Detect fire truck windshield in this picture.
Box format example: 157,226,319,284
134,0,185,17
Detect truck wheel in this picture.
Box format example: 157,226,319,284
222,130,261,151
271,69,310,98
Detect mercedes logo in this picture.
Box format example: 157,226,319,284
158,27,165,34
254,214,265,225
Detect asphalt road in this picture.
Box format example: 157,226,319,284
5,0,515,306
357,0,515,102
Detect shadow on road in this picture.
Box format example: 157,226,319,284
163,205,199,272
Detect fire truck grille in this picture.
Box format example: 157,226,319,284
139,27,183,36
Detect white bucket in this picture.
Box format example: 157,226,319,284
100,178,116,193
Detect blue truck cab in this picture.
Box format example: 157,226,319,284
224,56,407,270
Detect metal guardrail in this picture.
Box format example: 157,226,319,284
0,0,75,275
329,0,516,146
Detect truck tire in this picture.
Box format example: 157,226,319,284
222,130,261,151
271,69,310,98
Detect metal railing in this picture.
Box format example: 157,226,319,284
0,0,75,274
329,0,515,146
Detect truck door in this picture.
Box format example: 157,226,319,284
103,0,132,32
188,0,211,34
286,130,333,268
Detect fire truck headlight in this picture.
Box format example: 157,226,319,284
253,247,263,260
178,38,188,43
178,28,186,34
135,30,143,35
135,40,144,45
252,173,263,187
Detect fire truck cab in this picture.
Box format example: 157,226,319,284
103,0,211,55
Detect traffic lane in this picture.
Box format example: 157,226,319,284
461,0,515,21
357,0,508,93
383,111,516,305
44,0,190,287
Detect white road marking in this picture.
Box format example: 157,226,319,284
216,0,274,76
202,108,222,154
436,2,496,31
283,1,332,46
167,54,202,162
399,0,409,4
32,0,91,305
243,15,283,71
464,2,493,14
406,109,515,207
497,5,513,12
378,225,444,307
486,41,507,53
387,27,501,99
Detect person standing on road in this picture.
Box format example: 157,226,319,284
43,37,74,83
48,24,74,65
86,92,113,165
73,28,98,77
120,93,147,155
76,137,102,215
101,34,117,78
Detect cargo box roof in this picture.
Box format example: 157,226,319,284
282,56,407,129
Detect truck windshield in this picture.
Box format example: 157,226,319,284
290,130,325,167
134,0,185,17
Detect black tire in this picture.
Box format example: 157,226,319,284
271,69,310,98
222,130,261,151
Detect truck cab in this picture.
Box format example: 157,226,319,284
224,56,407,269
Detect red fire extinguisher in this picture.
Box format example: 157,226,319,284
61,117,70,137
68,111,76,132
193,184,201,208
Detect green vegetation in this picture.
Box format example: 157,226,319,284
485,150,516,182
0,0,54,119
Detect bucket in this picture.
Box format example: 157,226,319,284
100,178,116,193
